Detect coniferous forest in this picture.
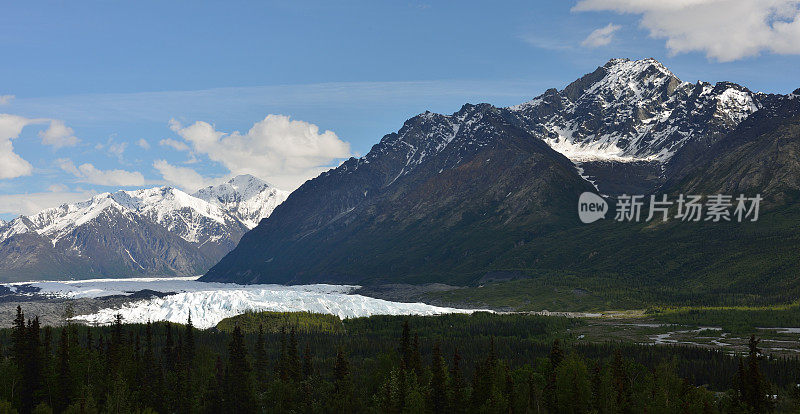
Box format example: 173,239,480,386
1,307,799,413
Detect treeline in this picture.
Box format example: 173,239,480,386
648,304,800,333
1,307,799,413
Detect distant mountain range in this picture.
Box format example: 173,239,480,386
202,58,800,306
0,175,288,282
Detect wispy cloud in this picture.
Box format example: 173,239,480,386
159,138,190,152
7,79,550,126
136,139,151,149
582,23,621,47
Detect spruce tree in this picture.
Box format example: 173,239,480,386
142,321,160,412
254,324,269,387
164,322,175,371
401,320,411,368
549,339,564,369
334,348,350,392
11,306,25,365
329,348,355,412
184,312,195,363
449,349,466,414
278,326,288,380
302,343,313,380
409,333,423,380
544,339,563,412
55,328,72,412
429,342,448,414
611,349,631,413
201,355,225,414
742,335,772,413
21,317,43,414
288,327,301,381
225,326,256,413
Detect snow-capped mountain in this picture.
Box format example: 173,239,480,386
0,175,287,282
193,174,289,229
510,58,765,162
505,58,778,194
202,58,796,286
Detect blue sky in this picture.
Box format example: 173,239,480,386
2,0,799,219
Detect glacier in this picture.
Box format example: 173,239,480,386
5,277,478,329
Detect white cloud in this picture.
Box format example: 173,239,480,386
159,138,190,152
582,23,621,47
0,114,48,179
0,95,14,105
573,0,800,61
95,136,128,159
108,140,127,157
0,190,96,217
39,120,80,148
152,160,215,192
167,115,352,189
57,158,145,187
47,183,68,192
136,139,151,149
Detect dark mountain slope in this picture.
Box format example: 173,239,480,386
203,59,799,307
203,105,595,284
666,92,800,205
477,93,800,306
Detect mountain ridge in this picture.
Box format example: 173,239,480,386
0,174,289,282
202,58,800,299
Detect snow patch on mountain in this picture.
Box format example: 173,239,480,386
715,88,759,123
509,58,764,164
193,174,289,229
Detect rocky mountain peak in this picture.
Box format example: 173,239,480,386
507,58,766,168
193,174,289,229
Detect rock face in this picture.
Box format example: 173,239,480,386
204,103,596,285
0,175,288,282
202,58,799,288
667,90,800,205
509,58,773,194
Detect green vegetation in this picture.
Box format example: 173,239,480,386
1,307,799,413
648,303,800,333
425,277,648,311
217,311,344,334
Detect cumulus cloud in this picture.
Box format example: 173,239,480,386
136,139,151,149
573,0,800,61
152,160,216,192
56,158,145,186
166,115,352,189
0,95,14,105
0,114,48,179
39,120,80,148
0,190,97,216
582,23,621,47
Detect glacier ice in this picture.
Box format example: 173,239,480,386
6,277,478,329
